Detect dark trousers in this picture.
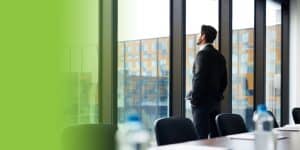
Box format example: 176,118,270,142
191,103,220,139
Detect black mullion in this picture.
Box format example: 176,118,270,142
99,0,103,123
219,0,232,113
254,0,266,109
170,0,186,117
112,0,118,126
281,1,290,126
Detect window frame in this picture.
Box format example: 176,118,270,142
101,0,290,125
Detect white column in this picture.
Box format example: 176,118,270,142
289,0,300,123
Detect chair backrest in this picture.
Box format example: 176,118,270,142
154,117,198,146
292,108,300,124
62,124,117,150
215,113,248,136
267,110,280,128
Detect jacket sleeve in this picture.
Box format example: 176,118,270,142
220,58,228,94
191,51,209,100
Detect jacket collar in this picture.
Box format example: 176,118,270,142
197,43,212,52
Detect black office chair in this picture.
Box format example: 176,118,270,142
292,107,300,124
215,113,248,136
267,110,280,128
154,117,198,146
62,124,117,150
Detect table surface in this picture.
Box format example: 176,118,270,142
151,130,300,150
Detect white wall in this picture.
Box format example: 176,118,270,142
289,0,300,123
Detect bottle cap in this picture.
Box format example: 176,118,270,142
127,114,140,122
257,104,267,112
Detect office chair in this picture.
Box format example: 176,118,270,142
154,117,198,146
292,107,300,124
62,124,117,150
267,110,280,128
215,113,248,136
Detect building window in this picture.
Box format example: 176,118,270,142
118,0,170,142
266,0,282,124
232,0,254,128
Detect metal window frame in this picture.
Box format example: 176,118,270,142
170,0,186,117
99,0,103,123
254,0,266,108
254,0,290,126
169,0,291,119
99,0,118,124
219,0,232,113
281,0,290,125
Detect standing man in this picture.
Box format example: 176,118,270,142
188,25,227,139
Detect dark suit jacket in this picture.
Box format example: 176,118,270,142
188,45,227,106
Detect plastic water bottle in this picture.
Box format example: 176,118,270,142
116,114,150,150
253,104,276,150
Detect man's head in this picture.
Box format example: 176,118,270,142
197,25,217,45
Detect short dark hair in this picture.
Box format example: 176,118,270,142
201,25,217,43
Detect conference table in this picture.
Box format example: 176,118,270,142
151,127,300,150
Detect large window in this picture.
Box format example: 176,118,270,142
115,0,287,138
266,0,282,124
232,0,254,128
118,0,170,136
185,0,219,119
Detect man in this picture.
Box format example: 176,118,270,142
188,25,227,139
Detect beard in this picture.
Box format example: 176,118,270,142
197,38,204,45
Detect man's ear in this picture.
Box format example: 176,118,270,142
196,34,201,45
201,34,206,41
201,34,207,43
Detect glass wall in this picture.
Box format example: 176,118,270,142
185,0,219,119
117,0,170,137
63,0,99,125
232,0,255,128
266,0,282,124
